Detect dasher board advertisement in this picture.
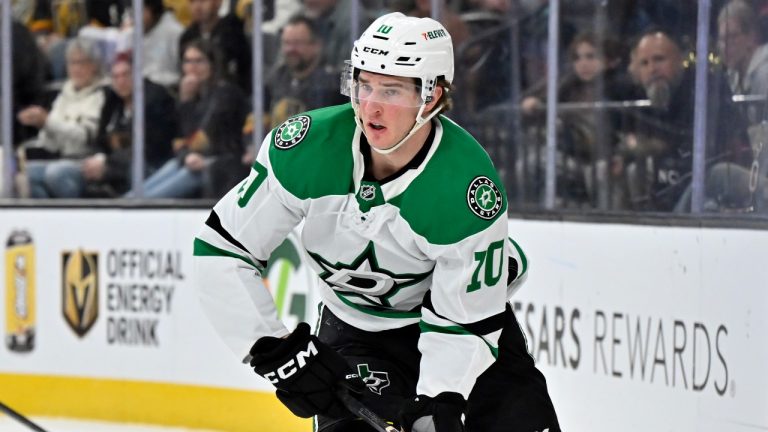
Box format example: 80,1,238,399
508,220,768,432
5,230,36,353
0,209,765,432
0,209,319,392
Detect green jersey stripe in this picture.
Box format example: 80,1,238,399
419,320,470,335
419,320,499,359
193,238,260,270
333,292,422,319
509,237,527,275
422,291,504,336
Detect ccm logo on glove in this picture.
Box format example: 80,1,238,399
263,340,318,383
248,323,366,419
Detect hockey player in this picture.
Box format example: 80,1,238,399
193,12,560,432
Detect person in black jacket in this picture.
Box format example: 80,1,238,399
179,0,252,93
265,14,347,128
126,39,249,198
620,30,750,211
83,53,176,197
11,19,46,146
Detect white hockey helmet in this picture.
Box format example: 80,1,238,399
344,12,453,104
342,12,454,154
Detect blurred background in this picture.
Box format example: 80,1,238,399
2,0,768,218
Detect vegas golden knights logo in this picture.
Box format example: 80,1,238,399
62,250,99,337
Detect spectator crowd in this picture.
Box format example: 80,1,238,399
5,0,768,213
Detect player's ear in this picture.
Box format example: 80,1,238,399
425,86,444,113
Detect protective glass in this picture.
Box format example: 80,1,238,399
340,64,424,108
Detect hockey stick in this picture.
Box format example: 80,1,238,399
0,401,49,432
336,389,399,432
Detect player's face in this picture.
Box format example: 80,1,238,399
357,71,423,150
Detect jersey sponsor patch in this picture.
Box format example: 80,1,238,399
274,115,311,149
467,176,503,220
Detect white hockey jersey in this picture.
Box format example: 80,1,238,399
193,104,529,398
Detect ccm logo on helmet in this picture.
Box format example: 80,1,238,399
264,341,318,384
363,46,389,56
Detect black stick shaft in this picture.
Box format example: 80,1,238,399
336,390,399,432
0,401,49,432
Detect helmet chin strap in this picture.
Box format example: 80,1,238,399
354,102,444,156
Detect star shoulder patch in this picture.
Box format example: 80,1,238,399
467,176,503,220
274,115,311,149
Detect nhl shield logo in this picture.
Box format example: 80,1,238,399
62,249,99,337
360,185,376,201
275,115,311,150
467,176,503,220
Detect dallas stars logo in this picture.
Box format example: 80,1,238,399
274,115,311,149
467,176,503,220
307,242,431,308
357,364,390,395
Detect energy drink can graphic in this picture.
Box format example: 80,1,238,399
5,230,35,352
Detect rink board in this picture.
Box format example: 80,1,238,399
0,208,766,431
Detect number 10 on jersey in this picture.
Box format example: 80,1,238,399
467,240,504,292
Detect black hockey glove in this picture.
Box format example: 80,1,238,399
248,322,365,419
399,392,466,432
